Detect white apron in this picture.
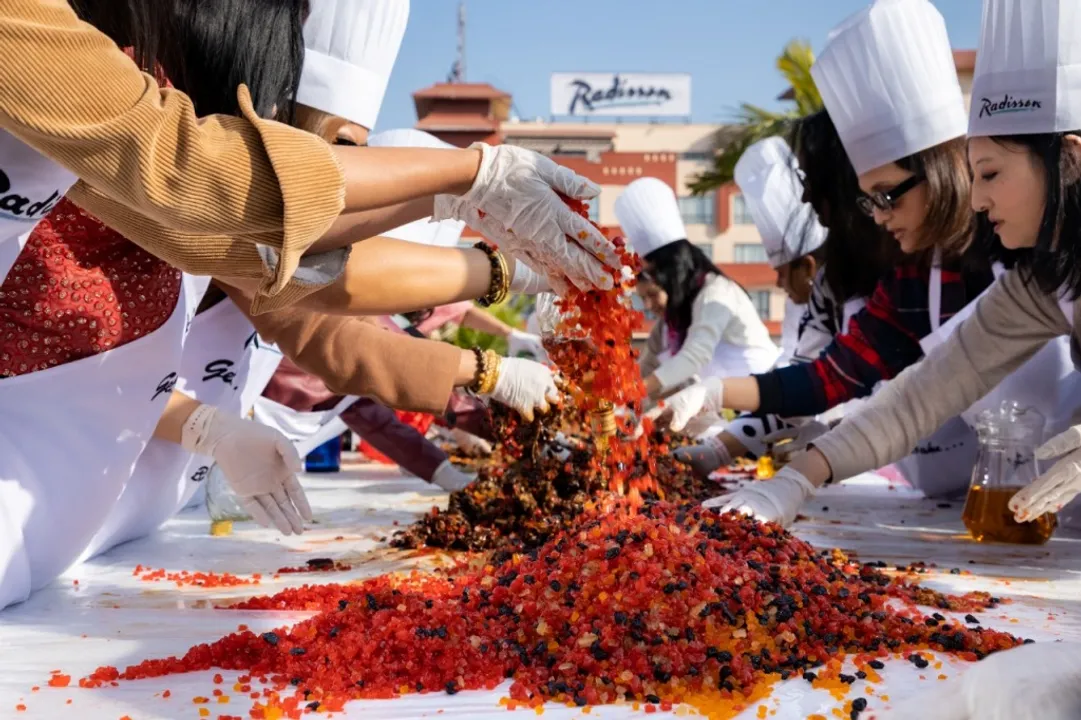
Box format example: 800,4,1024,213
0,132,78,281
81,293,257,561
0,274,206,608
253,395,356,457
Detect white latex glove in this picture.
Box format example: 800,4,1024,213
507,329,549,362
673,436,733,477
645,377,726,433
761,421,830,464
434,143,620,292
878,643,1081,720
485,357,561,422
508,258,551,295
1011,425,1081,522
181,405,312,535
450,427,493,457
702,466,814,527
431,460,477,492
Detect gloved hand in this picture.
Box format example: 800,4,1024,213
508,258,551,295
877,642,1081,720
645,377,726,433
434,143,621,292
702,466,815,527
181,404,312,535
761,421,830,464
507,329,549,362
431,460,477,492
485,357,561,422
450,427,493,457
1011,425,1081,522
673,435,733,477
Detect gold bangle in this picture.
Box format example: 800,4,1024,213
469,347,502,395
475,242,510,307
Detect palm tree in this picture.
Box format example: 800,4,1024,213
689,40,822,195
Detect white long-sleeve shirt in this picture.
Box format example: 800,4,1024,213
640,274,777,392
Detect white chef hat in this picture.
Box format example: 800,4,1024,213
969,0,1081,137
811,0,967,174
734,137,827,269
297,0,410,130
368,128,465,247
614,177,687,258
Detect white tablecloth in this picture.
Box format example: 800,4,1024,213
2,467,1080,719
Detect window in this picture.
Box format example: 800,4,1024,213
677,195,715,225
751,290,772,320
731,193,754,225
693,242,714,259
733,243,769,264
681,151,712,161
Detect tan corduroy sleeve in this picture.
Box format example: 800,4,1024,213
0,0,345,310
813,271,1071,481
220,284,462,414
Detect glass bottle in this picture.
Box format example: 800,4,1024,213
205,462,250,526
962,401,1057,545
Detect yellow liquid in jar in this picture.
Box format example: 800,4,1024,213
962,485,1056,545
209,520,234,537
756,455,775,480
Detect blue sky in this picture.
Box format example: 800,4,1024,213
376,0,982,131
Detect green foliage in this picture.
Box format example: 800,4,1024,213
689,40,823,195
444,294,535,356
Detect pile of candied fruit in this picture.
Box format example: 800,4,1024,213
84,503,1022,719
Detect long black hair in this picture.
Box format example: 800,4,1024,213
72,0,307,122
974,133,1081,299
643,239,740,347
789,111,900,302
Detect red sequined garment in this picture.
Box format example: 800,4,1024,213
0,199,181,377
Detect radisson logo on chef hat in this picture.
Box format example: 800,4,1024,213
968,0,1081,137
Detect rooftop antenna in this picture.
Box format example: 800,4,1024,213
447,1,466,83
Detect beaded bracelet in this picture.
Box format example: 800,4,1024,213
475,242,510,307
469,347,502,395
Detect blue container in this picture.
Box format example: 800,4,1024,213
305,436,341,473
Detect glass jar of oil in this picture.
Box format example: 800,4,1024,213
962,401,1056,545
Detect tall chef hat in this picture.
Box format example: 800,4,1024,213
969,0,1081,137
614,178,687,258
734,137,827,268
811,0,967,174
298,0,410,130
368,128,465,247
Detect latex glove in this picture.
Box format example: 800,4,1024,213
182,405,311,535
645,377,726,433
485,357,561,422
508,258,551,295
877,642,1081,720
507,329,549,362
703,466,814,527
673,436,733,477
450,427,493,457
761,421,830,464
1010,425,1081,522
434,143,620,292
431,460,477,492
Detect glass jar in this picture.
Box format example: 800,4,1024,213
535,293,616,446
962,401,1056,544
205,463,250,524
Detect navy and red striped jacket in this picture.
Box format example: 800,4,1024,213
754,255,995,417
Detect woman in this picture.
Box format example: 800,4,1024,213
616,177,779,407
657,0,1038,499
736,2,1081,713
708,0,1081,526
0,0,620,314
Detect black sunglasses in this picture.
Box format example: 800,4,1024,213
856,174,925,217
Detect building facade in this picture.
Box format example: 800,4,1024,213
408,50,975,340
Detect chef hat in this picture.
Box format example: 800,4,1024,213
614,178,687,258
297,0,410,130
734,137,827,269
811,0,967,174
969,0,1081,137
368,128,465,247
